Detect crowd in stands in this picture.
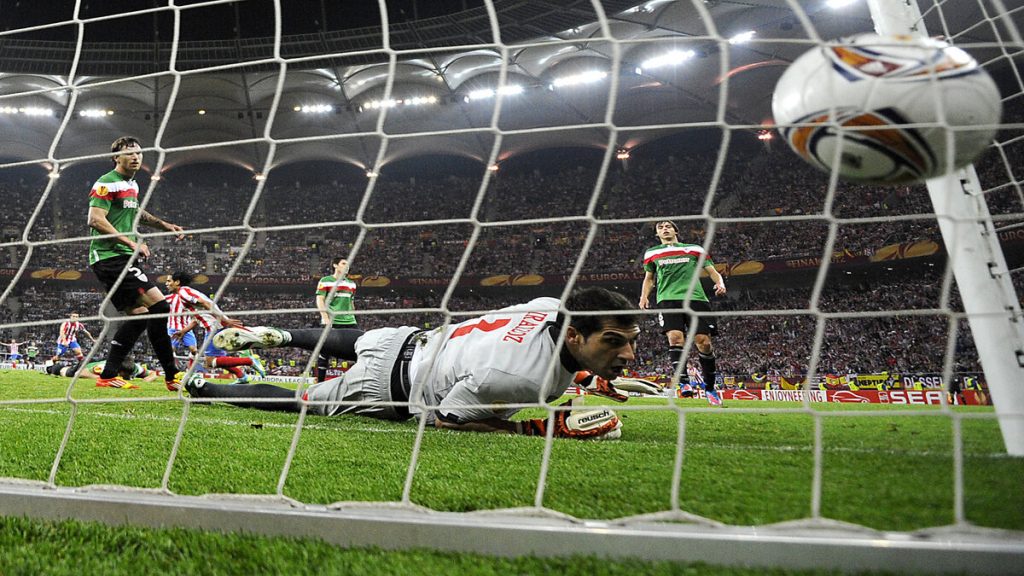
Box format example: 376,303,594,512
5,266,1016,378
2,136,1021,378
10,140,1017,279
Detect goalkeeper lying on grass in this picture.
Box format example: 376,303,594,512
186,287,648,440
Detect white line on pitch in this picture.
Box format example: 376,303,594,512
0,406,413,435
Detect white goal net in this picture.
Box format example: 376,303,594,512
1,0,1022,573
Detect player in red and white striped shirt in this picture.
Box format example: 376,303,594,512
51,313,96,364
166,291,199,358
164,271,264,382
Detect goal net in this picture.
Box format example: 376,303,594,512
1,0,1022,572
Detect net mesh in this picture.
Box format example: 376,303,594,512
0,0,1022,569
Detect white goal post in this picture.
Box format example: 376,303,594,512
866,0,1024,457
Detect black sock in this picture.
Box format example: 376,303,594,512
668,346,686,382
316,354,330,383
100,318,148,379
191,382,301,413
286,328,363,360
145,300,178,379
699,350,717,391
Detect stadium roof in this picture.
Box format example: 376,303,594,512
0,0,1017,174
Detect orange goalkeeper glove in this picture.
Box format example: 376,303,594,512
574,371,628,403
516,401,622,440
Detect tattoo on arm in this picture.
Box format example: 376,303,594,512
139,210,163,226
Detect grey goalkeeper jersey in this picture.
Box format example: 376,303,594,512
409,297,574,424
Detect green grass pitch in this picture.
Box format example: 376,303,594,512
1,368,1021,573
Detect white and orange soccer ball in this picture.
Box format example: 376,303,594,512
772,33,1002,184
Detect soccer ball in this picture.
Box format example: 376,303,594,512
772,33,1002,184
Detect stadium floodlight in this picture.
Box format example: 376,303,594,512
551,70,607,88
630,1,674,15
2,106,54,116
616,149,630,160
467,88,494,101
365,170,377,177
78,109,113,118
253,173,266,181
363,99,399,110
757,130,773,141
487,164,499,172
636,49,696,75
466,85,524,101
296,104,333,113
728,31,756,45
827,0,858,8
47,170,60,179
151,175,161,181
404,96,438,107
197,109,206,115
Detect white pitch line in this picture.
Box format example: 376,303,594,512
2,406,1012,459
0,406,414,435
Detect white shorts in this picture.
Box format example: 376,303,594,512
305,326,419,420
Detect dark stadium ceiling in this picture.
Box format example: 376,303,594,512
0,0,1019,174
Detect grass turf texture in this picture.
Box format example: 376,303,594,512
1,369,1022,532
0,516,868,576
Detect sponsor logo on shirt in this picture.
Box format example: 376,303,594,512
123,199,138,209
658,257,690,265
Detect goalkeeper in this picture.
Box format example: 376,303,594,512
188,287,643,440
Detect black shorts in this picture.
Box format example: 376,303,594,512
90,254,157,312
656,299,718,336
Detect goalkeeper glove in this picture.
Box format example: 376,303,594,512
516,401,622,440
610,377,665,396
574,371,628,402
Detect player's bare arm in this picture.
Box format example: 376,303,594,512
705,263,726,296
139,209,184,239
315,294,330,325
193,298,243,329
434,415,519,434
173,320,198,343
639,271,655,309
88,206,149,258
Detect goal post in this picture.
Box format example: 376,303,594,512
1,482,1023,574
866,0,1024,456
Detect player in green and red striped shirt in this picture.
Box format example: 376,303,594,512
314,258,358,382
87,136,185,391
639,221,727,405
